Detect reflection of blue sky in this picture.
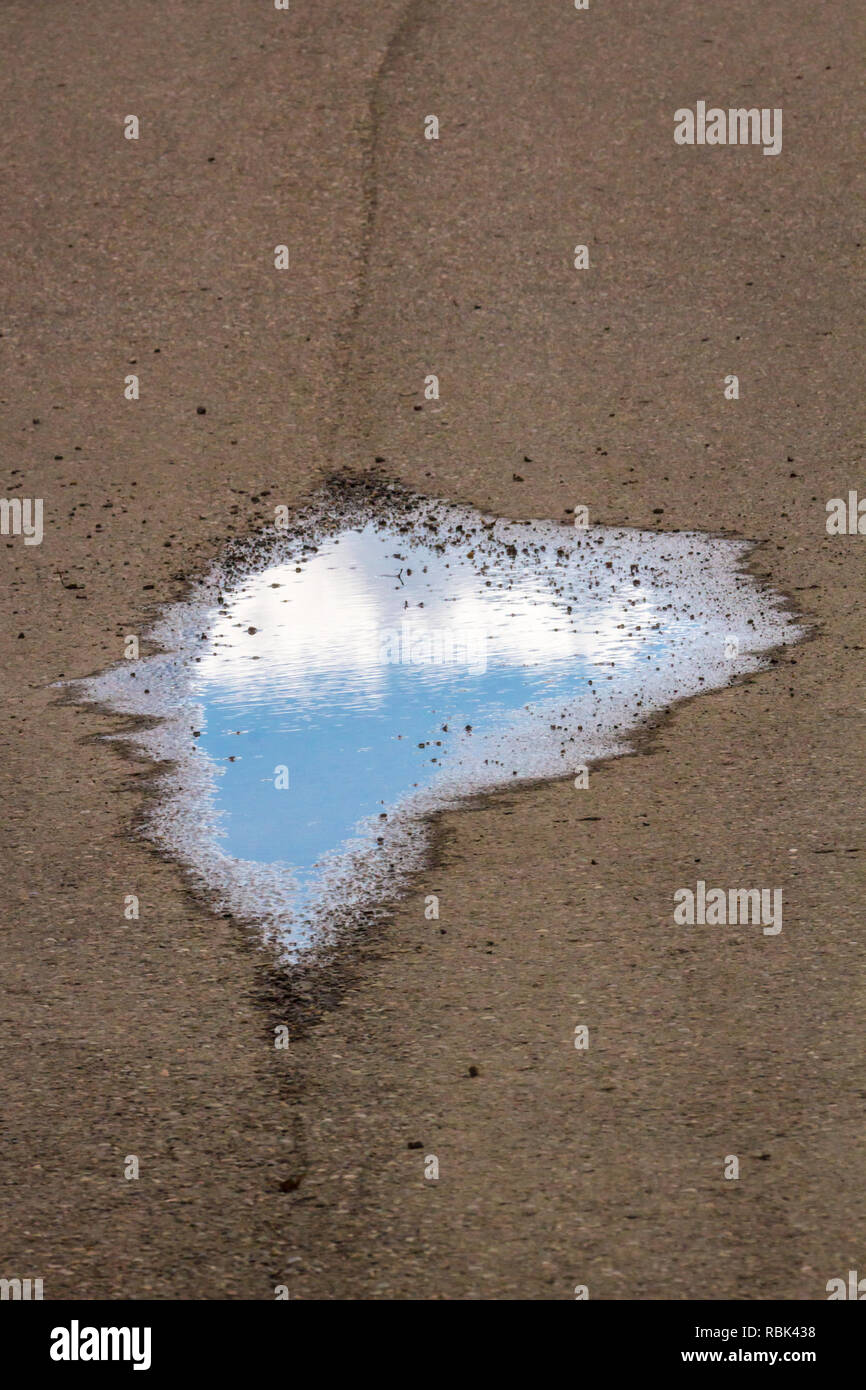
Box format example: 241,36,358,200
191,524,675,894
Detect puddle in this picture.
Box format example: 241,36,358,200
75,482,801,958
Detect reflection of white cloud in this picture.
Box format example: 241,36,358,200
195,525,656,703
78,502,801,957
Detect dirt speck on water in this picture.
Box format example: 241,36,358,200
0,0,862,1301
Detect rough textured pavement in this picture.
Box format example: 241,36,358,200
0,0,862,1298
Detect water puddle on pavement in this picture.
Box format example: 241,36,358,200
76,483,800,957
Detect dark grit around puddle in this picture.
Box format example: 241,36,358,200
74,480,801,959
